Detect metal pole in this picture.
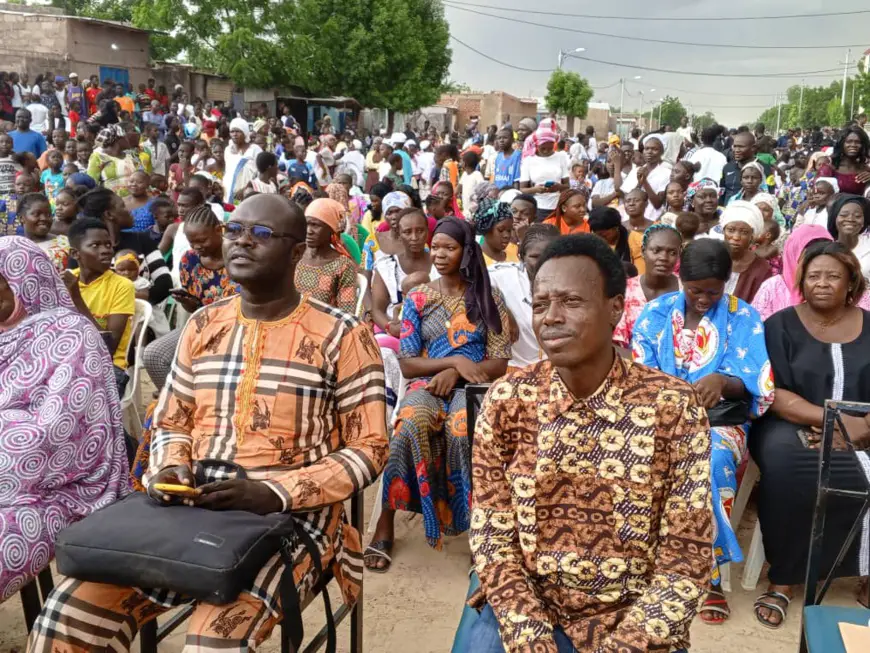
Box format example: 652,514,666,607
637,92,644,130
658,103,662,125
798,80,804,124
851,83,857,119
619,78,625,130
648,107,653,130
557,50,564,70
776,94,783,135
842,48,851,106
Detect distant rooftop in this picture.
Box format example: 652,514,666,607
0,3,152,34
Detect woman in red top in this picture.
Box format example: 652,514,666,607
818,126,870,196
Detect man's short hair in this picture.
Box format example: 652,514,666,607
68,217,109,249
535,234,627,298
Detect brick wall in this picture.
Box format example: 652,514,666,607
0,12,69,76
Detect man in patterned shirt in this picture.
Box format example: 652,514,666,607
468,234,713,653
28,195,388,652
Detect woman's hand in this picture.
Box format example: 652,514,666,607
693,373,727,409
855,170,870,184
452,357,489,384
427,368,460,398
62,270,82,301
387,319,402,339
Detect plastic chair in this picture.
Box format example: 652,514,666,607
800,400,870,653
355,273,368,318
120,299,152,437
368,374,407,536
719,457,763,592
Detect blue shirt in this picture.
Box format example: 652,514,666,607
9,129,47,157
284,159,318,188
492,150,522,189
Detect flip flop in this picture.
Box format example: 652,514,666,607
754,590,791,630
699,589,730,625
363,540,393,573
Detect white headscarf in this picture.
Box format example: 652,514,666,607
643,133,666,148
229,118,250,141
750,192,777,212
814,177,840,193
721,200,764,237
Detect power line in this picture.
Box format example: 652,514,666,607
449,35,552,72
447,1,870,22
443,2,866,50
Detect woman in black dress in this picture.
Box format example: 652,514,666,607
750,240,870,629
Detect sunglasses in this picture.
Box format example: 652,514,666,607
221,222,298,243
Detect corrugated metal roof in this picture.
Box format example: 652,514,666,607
0,9,157,34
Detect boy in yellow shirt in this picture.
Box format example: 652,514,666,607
67,218,135,369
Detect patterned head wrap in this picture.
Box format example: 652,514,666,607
326,182,350,210
305,198,351,258
473,197,513,235
685,177,720,209
432,217,502,334
0,237,73,317
383,191,412,215
95,124,125,148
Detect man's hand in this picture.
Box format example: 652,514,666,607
453,357,489,384
196,479,284,514
426,368,460,398
387,319,402,339
693,373,727,409
148,465,196,506
62,270,82,301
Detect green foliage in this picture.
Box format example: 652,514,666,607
93,0,452,111
545,69,594,120
691,111,718,132
754,79,864,130
650,96,687,129
442,80,472,94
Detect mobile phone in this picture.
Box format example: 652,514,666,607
152,483,199,497
170,289,197,300
543,181,555,188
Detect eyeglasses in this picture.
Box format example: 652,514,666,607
221,222,298,243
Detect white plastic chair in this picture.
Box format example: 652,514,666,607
368,373,407,536
356,272,368,318
720,457,763,592
120,299,153,438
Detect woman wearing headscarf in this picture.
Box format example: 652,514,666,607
827,194,870,279
222,117,262,204
519,121,570,221
686,177,722,234
326,179,362,251
294,198,358,314
474,197,518,266
365,217,510,572
87,123,138,197
793,177,838,229
431,180,464,219
727,160,767,205
632,238,773,625
362,182,391,234
0,237,130,603
362,191,413,270
621,133,671,220
713,200,773,303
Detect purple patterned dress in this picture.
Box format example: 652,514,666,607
0,237,130,602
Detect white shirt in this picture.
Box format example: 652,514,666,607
55,89,68,115
11,83,25,109
222,143,262,203
852,234,870,280
25,102,50,134
418,151,435,184
622,163,671,220
586,136,598,161
676,126,692,144
339,150,365,187
481,144,497,178
688,147,727,183
569,142,590,162
520,153,570,211
460,170,485,213
489,263,544,369
590,167,634,209
661,132,682,166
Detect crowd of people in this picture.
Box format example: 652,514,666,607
2,65,870,652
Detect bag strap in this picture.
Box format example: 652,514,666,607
193,459,248,482
280,525,336,653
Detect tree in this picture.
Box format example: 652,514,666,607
691,111,718,133
130,0,451,111
442,80,472,94
545,69,593,134
650,96,687,129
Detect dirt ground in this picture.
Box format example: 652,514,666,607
0,377,860,652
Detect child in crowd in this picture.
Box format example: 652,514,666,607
40,150,65,209
150,174,169,195
67,218,135,370
623,188,653,274
64,139,78,166
1,173,36,235
150,196,179,260
74,139,92,172
384,153,405,189
114,249,173,339
61,163,78,185
675,211,700,245
661,181,687,226
15,151,39,188
249,151,279,194
51,187,79,236
0,133,17,197
458,150,483,214
754,219,783,275
570,161,592,191
191,139,213,171
68,101,81,137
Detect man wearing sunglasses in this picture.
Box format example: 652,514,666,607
29,194,389,652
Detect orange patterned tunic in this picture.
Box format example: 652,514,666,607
293,256,358,315
470,356,713,652
146,295,387,612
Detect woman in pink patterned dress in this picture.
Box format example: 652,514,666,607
613,223,681,348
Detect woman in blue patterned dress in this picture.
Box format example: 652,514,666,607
632,238,774,625
365,217,510,572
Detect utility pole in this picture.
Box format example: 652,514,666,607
798,80,805,125
842,48,851,106
637,91,644,131
775,93,783,135
557,50,564,70
619,77,625,129
658,102,663,126
851,83,857,119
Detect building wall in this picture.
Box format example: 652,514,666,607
438,92,537,132
0,12,70,77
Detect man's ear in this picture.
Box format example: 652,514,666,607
609,293,625,330
290,240,307,267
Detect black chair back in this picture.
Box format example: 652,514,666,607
466,383,491,448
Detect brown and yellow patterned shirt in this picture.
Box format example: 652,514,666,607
145,295,388,611
470,356,713,653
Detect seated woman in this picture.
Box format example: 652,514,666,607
715,200,773,303
366,217,510,572
750,241,870,629
18,192,70,273
543,188,590,235
362,191,413,270
827,194,870,279
632,238,773,625
474,197,518,266
142,205,240,390
488,223,559,372
587,206,635,275
817,125,870,196
753,224,870,320
687,178,721,235
0,237,129,604
87,124,137,197
612,223,681,348
622,188,654,273
294,198,358,314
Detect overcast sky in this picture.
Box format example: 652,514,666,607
443,0,870,127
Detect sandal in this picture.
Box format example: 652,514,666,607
754,590,791,629
363,540,393,573
699,588,730,625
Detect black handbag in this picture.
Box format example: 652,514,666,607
55,460,335,653
706,398,752,427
